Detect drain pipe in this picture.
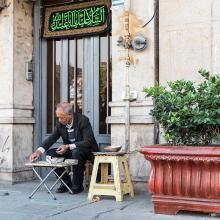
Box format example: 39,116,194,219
123,0,131,153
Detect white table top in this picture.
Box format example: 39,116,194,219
25,159,78,167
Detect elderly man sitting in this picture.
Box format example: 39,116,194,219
29,102,99,194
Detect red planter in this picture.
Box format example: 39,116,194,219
140,145,220,215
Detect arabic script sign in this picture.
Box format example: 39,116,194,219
43,0,110,38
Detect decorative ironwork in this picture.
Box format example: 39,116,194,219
43,0,110,38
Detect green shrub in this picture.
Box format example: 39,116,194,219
144,69,220,145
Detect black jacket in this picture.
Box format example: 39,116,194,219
41,112,99,152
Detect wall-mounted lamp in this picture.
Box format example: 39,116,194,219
131,34,148,51
117,34,147,51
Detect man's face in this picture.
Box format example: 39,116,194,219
56,108,72,125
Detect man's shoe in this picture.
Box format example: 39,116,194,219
70,185,84,194
56,184,71,193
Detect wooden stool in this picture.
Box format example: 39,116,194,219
85,160,91,188
88,152,134,202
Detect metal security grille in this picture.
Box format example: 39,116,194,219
46,35,111,137
99,35,112,134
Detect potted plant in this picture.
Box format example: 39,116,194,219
140,69,220,215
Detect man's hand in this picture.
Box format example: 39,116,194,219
56,145,69,155
29,150,42,162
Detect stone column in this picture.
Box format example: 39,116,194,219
0,0,34,183
109,0,156,185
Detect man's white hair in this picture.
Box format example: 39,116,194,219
56,102,73,115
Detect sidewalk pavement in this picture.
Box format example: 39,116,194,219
0,181,219,220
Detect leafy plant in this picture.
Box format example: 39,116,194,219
144,69,220,145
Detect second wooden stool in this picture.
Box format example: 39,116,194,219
88,152,134,202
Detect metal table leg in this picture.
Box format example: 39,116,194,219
29,167,57,200
51,168,73,194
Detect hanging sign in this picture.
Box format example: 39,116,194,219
43,0,110,38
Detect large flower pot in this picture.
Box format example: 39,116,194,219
140,145,220,215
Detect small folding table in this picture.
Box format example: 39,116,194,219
25,160,78,200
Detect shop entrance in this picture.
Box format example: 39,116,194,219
40,35,112,151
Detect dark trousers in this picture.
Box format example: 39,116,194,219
46,147,93,187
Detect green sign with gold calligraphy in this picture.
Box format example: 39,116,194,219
43,0,110,38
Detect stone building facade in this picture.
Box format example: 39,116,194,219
0,0,34,182
0,0,220,189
